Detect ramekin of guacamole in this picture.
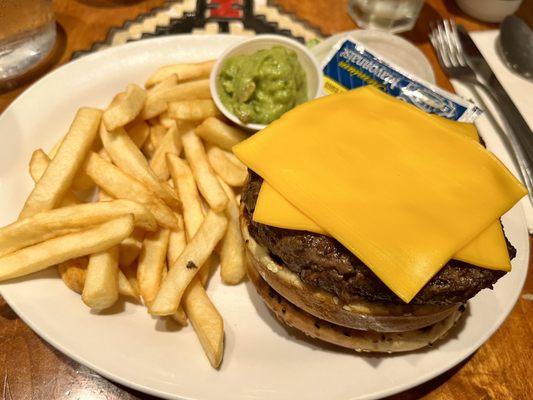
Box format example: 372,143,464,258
217,46,308,125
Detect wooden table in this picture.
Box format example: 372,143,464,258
1,1,532,398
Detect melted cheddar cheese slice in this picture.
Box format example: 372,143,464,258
253,117,512,271
234,86,526,302
254,182,511,270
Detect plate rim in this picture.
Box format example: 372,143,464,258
0,33,530,400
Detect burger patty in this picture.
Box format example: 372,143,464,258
242,171,512,306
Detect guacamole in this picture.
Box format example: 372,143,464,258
217,46,307,125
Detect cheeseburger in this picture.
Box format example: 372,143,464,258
240,171,513,352
234,87,525,353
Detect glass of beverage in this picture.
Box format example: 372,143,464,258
348,0,425,33
0,0,56,84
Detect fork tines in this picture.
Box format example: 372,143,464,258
429,19,468,69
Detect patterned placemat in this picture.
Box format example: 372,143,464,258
72,0,324,59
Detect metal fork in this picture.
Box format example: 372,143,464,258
429,20,482,85
430,19,533,202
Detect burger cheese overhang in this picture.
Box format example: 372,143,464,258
233,86,527,303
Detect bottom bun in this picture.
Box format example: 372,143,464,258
247,260,465,353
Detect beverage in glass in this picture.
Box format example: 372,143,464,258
348,0,425,33
0,0,56,82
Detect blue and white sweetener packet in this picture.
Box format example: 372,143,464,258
321,37,482,122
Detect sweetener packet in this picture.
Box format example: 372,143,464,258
322,37,482,122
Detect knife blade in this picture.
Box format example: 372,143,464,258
457,26,533,181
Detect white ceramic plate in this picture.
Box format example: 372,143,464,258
312,30,436,83
0,34,529,400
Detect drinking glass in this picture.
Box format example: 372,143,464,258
0,0,56,83
348,0,425,33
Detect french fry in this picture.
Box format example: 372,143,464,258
143,79,211,119
195,117,247,151
198,253,218,287
149,210,227,315
182,130,228,212
71,171,95,192
164,202,221,356
29,150,79,206
161,262,168,281
167,214,187,266
159,111,176,129
103,84,146,131
20,108,102,218
48,135,65,159
217,179,246,284
150,124,166,148
28,149,52,180
172,307,188,325
98,190,114,202
223,150,247,170
137,229,170,306
119,227,145,268
82,191,128,310
82,246,120,310
165,215,189,325
0,200,157,257
168,211,201,295
168,99,220,122
30,149,134,301
40,136,95,198
183,279,224,368
167,154,204,239
100,124,180,209
142,137,156,159
118,270,139,298
59,257,137,299
84,152,179,230
58,258,87,294
207,145,247,187
150,122,181,181
148,74,178,94
127,120,150,148
167,154,213,285
145,60,215,87
29,150,111,301
97,147,112,162
0,215,134,282
120,262,140,296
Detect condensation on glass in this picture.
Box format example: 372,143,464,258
348,0,425,33
0,0,56,82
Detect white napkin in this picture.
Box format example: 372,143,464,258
450,30,533,233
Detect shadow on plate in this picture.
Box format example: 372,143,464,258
381,354,473,399
90,297,127,315
154,314,186,333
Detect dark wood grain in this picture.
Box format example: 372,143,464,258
0,1,532,399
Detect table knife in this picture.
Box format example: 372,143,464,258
457,26,533,188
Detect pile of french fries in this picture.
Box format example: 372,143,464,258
0,60,251,369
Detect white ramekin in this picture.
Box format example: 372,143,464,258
456,0,523,23
210,35,323,131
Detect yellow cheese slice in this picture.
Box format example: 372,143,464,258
254,182,327,234
234,86,525,302
454,222,511,269
253,118,511,271
254,182,511,270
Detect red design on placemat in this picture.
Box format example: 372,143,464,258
208,0,243,19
